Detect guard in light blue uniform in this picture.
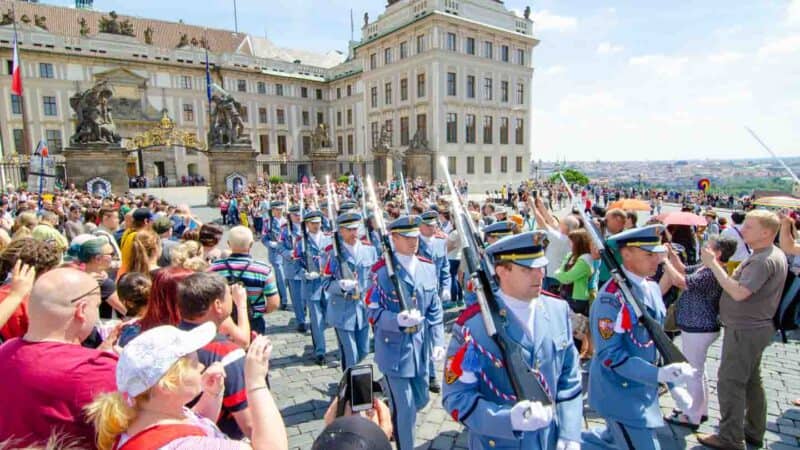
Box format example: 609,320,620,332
462,220,514,307
320,202,333,232
323,212,377,371
442,231,583,450
418,210,451,393
297,210,333,365
280,205,307,332
262,201,289,310
582,225,694,450
367,215,445,450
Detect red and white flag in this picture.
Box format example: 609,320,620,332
10,34,23,96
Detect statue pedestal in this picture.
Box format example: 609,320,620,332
64,144,128,194
404,149,433,183
372,150,391,183
206,145,257,202
310,147,339,180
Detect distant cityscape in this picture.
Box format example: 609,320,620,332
531,157,800,192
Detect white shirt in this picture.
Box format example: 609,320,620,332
721,224,750,262
497,290,537,341
343,240,360,257
621,267,665,317
396,253,418,278
544,229,570,278
310,230,322,248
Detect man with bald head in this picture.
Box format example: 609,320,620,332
0,268,117,449
210,225,280,334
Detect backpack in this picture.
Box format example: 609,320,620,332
774,271,800,343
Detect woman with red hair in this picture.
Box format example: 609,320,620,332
117,266,193,347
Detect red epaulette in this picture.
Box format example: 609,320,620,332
371,259,386,272
606,280,620,293
360,237,373,245
456,304,481,326
324,244,333,252
540,289,561,299
417,255,433,264
434,231,447,239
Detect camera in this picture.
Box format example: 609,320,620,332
335,365,380,416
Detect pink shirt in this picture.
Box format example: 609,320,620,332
0,339,118,449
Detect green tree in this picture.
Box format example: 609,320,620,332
268,175,283,184
549,168,589,186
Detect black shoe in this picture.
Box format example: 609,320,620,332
280,304,290,311
745,435,763,448
315,355,326,366
429,378,441,394
296,323,307,333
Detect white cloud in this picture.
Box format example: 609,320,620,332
789,0,800,25
533,10,578,32
758,34,800,57
628,54,689,77
696,90,753,106
541,65,566,76
708,51,743,64
558,92,623,115
597,42,623,55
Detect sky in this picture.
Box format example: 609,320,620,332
49,0,800,162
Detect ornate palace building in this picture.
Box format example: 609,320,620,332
0,0,537,190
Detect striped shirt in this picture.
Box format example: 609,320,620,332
209,253,278,318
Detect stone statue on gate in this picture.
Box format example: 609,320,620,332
69,80,122,145
311,123,331,150
408,128,429,152
208,84,250,146
375,122,392,152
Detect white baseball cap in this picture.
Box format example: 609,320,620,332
117,322,216,398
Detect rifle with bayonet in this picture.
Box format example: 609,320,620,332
439,157,552,405
299,182,316,273
399,172,410,215
326,176,357,297
559,173,687,364
365,175,415,332
265,182,274,241
359,178,378,248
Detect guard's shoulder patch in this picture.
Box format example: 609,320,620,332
456,304,482,326
371,259,386,272
540,289,561,299
417,255,434,264
597,318,615,340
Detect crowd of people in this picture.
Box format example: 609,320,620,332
0,175,797,450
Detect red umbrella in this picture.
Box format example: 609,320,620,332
654,211,706,227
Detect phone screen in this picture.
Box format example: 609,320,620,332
350,371,373,411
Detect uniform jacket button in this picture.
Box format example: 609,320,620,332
622,382,628,388
384,338,389,343
488,439,495,447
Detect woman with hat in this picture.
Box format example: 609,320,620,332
86,326,287,450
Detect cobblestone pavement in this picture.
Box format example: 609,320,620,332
193,207,800,450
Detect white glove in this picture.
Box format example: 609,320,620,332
556,439,581,450
397,309,423,328
338,279,358,292
432,346,446,362
268,240,279,249
670,386,693,412
509,400,553,432
657,362,696,385
304,271,320,281
441,291,451,302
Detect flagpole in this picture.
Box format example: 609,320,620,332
11,4,31,162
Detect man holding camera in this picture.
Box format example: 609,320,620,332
367,215,445,450
442,231,583,450
324,212,377,371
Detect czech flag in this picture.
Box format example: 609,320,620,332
11,33,22,96
34,139,49,157
697,178,710,192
